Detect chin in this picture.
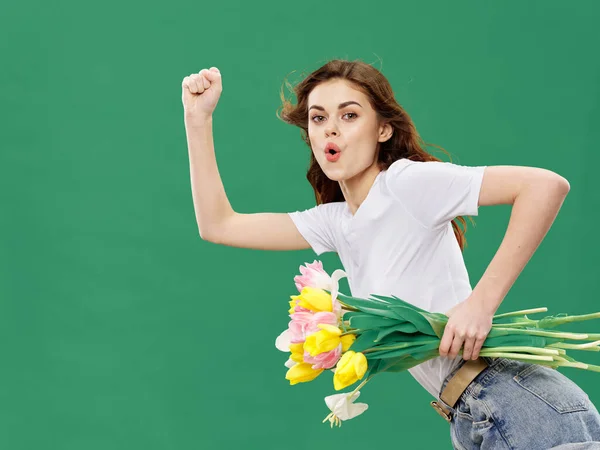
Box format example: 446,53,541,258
322,169,348,182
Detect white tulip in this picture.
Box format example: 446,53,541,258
322,391,369,427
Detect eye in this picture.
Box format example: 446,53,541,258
310,112,358,123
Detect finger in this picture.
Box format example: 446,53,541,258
204,67,222,86
191,74,204,94
449,334,464,359
199,69,210,89
186,74,197,94
202,74,210,90
438,328,454,357
182,76,191,92
462,336,475,360
471,338,486,360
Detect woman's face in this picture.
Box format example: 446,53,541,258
307,79,391,181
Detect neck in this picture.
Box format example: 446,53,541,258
339,163,382,216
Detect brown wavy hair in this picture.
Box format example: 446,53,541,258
276,58,475,251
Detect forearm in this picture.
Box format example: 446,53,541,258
185,116,235,240
472,177,570,314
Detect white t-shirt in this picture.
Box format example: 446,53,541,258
287,157,487,400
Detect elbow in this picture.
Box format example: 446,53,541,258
551,173,570,196
198,227,218,243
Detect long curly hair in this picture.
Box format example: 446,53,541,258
276,58,474,251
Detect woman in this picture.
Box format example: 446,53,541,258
181,59,600,449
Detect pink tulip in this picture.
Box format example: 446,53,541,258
304,343,342,370
294,260,332,292
288,312,313,343
289,311,340,343
306,312,339,335
291,304,311,314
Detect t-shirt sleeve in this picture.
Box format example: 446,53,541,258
287,203,338,255
385,159,487,229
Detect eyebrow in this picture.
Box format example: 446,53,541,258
308,101,362,112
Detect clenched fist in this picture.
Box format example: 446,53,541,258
182,67,222,124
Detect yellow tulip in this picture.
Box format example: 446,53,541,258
286,362,324,385
340,334,356,352
289,342,304,363
333,351,368,391
304,324,342,356
289,287,333,313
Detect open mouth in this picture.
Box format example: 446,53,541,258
325,149,341,162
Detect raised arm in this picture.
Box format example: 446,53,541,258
182,67,310,251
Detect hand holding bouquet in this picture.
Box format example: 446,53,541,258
275,261,600,427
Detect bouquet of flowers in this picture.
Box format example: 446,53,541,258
275,260,600,428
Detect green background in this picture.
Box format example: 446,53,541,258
2,0,600,448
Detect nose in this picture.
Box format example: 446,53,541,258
325,126,338,137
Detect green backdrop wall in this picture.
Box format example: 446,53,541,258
2,1,600,448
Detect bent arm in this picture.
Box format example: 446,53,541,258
186,117,234,240
185,117,310,251
472,166,571,314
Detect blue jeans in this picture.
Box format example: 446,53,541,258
438,356,600,449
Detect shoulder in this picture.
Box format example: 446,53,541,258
288,201,346,221
384,158,448,189
385,158,482,185
287,201,345,255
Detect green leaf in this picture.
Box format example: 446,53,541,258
369,294,431,314
482,334,547,348
387,305,438,336
337,294,399,319
337,293,390,310
349,314,399,329
350,330,380,353
342,311,367,321
366,341,440,360
377,332,435,345
375,323,420,341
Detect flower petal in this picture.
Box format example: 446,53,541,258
330,269,348,303
316,323,342,334
324,390,369,421
324,393,347,412
275,329,291,351
338,401,369,421
284,358,296,368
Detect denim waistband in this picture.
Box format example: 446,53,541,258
437,357,512,412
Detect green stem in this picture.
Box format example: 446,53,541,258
490,327,588,340
493,308,547,319
484,346,561,356
543,312,600,326
491,320,537,328
340,329,361,336
349,375,373,396
546,340,600,351
478,351,554,362
579,363,600,372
